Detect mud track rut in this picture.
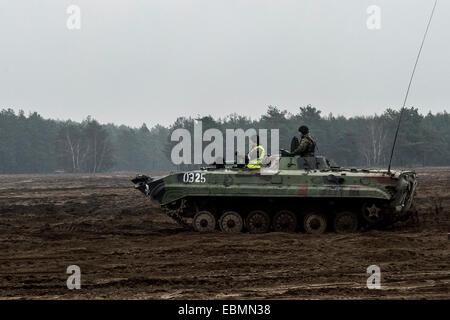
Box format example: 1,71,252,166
0,169,448,299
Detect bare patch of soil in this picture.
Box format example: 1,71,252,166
0,169,448,299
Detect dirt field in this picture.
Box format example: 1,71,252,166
0,168,448,299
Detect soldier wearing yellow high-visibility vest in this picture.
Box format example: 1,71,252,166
247,135,265,169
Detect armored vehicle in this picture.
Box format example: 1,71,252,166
132,150,417,234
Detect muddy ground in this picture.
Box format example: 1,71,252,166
0,168,448,299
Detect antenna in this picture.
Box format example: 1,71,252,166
387,0,438,174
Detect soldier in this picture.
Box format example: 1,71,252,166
293,125,316,157
247,135,265,169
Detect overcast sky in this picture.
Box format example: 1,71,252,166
0,0,448,127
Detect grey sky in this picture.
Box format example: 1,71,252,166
0,0,448,127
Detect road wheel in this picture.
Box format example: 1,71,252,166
246,210,270,234
192,211,216,232
219,211,243,233
303,213,327,234
333,211,358,233
273,210,297,232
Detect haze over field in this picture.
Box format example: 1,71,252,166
0,0,449,127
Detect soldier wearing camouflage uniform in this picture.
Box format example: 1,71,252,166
293,125,316,157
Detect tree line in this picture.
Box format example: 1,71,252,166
0,106,449,174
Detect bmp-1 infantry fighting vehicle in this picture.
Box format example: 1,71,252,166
132,150,417,234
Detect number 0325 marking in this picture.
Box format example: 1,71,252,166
182,172,206,183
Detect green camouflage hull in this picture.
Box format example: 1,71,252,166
132,156,417,233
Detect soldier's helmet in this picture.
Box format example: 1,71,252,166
298,125,309,135
250,135,260,144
